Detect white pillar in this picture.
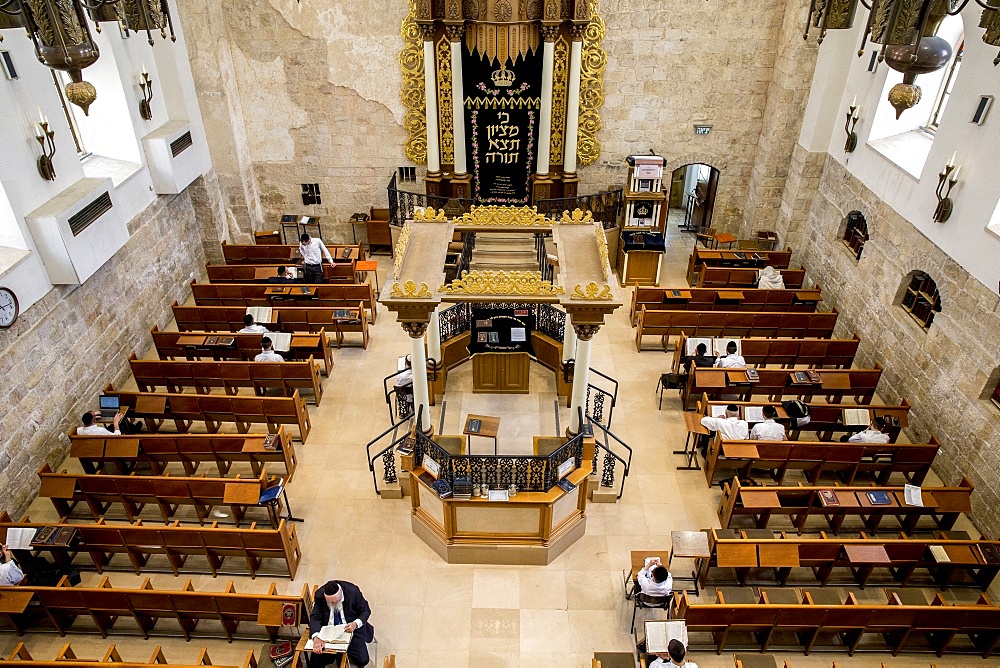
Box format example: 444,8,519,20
536,36,556,175
450,36,468,175
409,326,432,431
561,318,577,363
423,37,441,174
568,325,597,433
563,37,583,175
427,307,442,363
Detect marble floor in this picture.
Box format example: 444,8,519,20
4,223,997,668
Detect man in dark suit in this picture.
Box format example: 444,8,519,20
308,580,374,667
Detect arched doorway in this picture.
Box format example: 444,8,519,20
667,163,720,233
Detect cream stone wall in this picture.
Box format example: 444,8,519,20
0,191,207,517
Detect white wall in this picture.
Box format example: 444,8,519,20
798,6,1000,295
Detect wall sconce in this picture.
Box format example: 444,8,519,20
844,96,860,153
138,67,153,121
933,153,960,223
34,109,56,181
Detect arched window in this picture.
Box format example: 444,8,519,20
840,210,868,261
928,41,963,131
901,271,941,331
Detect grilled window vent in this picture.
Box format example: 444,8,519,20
68,192,112,237
170,131,193,157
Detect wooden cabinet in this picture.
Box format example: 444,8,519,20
472,352,530,394
366,207,393,255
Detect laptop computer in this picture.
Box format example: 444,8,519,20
99,396,120,420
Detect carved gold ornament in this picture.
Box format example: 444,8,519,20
595,225,610,280
413,207,448,221
577,0,606,166
559,208,594,224
400,0,427,164
440,270,565,296
65,81,98,116
390,281,433,298
435,35,455,166
457,205,551,227
392,222,413,278
549,35,569,166
571,282,613,300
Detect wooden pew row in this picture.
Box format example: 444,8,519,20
2,643,257,668
672,589,1000,656
696,265,806,289
697,529,1000,590
171,304,368,349
0,576,309,641
150,326,333,376
68,428,297,479
189,281,377,324
705,435,940,486
685,366,883,410
672,333,862,372
103,385,311,443
718,478,975,535
686,247,793,285
37,465,281,528
635,308,839,352
629,285,822,325
207,262,356,283
128,353,324,406
221,241,362,264
0,513,300,579
697,395,911,442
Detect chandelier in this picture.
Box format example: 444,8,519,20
0,0,175,115
805,0,1000,116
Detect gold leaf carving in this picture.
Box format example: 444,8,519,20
392,222,413,279
390,281,432,298
577,0,606,166
549,35,569,167
440,270,564,296
457,205,551,227
595,225,610,280
413,207,448,221
436,35,455,165
25,0,56,44
570,282,612,300
400,0,427,164
559,208,594,224
56,0,85,45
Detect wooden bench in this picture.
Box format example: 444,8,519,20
2,642,257,668
189,281,377,323
0,576,309,641
697,528,1000,591
686,247,793,285
672,589,1000,656
0,512,301,579
684,366,882,410
718,478,975,535
635,308,839,351
704,434,939,486
207,262,357,284
672,333,861,371
221,241,362,264
128,353,324,405
149,326,333,375
68,428,297,479
629,286,823,325
697,266,806,289
37,465,281,528
102,385,311,442
172,304,369,348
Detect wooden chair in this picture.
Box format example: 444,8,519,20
366,207,393,254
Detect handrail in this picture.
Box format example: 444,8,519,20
365,410,415,494
535,188,624,230
586,366,619,428
387,172,475,227
586,412,632,499
382,358,438,424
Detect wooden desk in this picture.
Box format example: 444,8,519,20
224,481,264,506
134,395,167,415
722,443,759,459
662,290,692,300
758,543,799,568
716,543,757,568
255,267,276,280
0,590,33,614
716,290,745,300
739,489,780,529
733,653,779,668
794,290,823,302
630,549,669,576
464,414,500,455
354,260,379,293
712,233,738,249
819,372,851,390
669,531,710,595
176,335,207,346
844,544,892,588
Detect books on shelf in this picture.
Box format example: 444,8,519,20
452,476,472,500
745,368,759,382
262,434,279,450
866,491,892,505
431,479,453,499
819,490,840,507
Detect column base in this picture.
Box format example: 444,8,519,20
531,173,554,202
562,172,579,198
450,173,472,200
425,171,443,198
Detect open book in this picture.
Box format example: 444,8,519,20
246,306,272,324
685,337,713,356
645,620,688,653
5,527,36,550
743,406,765,423
271,332,292,353
318,624,352,649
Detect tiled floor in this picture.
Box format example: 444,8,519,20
5,223,997,667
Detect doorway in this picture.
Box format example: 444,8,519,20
667,163,720,233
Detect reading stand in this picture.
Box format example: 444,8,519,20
463,414,500,455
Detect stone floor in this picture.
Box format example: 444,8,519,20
4,222,996,667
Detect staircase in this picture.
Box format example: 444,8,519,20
468,232,539,273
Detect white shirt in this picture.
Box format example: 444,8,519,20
255,350,285,362
299,239,333,265
750,419,786,441
240,324,269,334
395,368,413,388
849,428,890,443
79,423,120,436
637,558,672,597
714,354,746,368
700,415,749,440
0,559,24,586
649,660,697,668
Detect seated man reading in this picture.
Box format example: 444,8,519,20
309,580,374,668
650,639,698,668
636,556,672,598
713,341,745,368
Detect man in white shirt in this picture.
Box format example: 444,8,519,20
79,409,142,435
848,416,890,443
254,337,284,362
635,556,672,598
649,639,698,668
714,341,746,368
309,580,374,667
0,544,25,586
700,404,749,440
298,233,334,284
240,314,269,334
749,405,786,441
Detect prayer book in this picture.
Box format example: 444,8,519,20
685,337,713,356
262,434,279,450
218,337,236,346
977,543,1000,564
318,624,352,650
467,419,482,433
246,306,272,324
929,545,951,563
557,478,577,493
271,332,292,353
645,620,688,653
843,408,870,425
806,370,822,383
258,478,284,504
710,405,727,418
5,527,36,550
793,371,810,383
432,479,453,499
866,491,892,505
819,490,840,507
744,368,759,382
743,406,765,423
904,484,923,507
713,338,741,356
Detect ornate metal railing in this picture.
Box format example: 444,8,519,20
586,414,632,498
535,188,624,230
386,173,475,227
585,366,619,428
365,409,415,494
535,233,554,283
437,303,565,344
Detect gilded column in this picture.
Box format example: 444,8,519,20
403,321,433,433
562,24,585,197
446,24,470,197
422,25,441,175
568,323,600,435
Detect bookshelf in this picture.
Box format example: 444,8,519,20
901,272,940,330
841,211,867,261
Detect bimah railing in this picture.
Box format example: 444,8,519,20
585,413,633,499
437,302,566,344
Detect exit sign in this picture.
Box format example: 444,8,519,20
694,125,712,135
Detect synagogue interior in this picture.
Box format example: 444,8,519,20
1,0,1000,666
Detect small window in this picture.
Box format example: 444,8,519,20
841,211,868,261
928,41,963,132
900,272,941,331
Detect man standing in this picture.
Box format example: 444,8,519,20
298,233,333,284
309,580,374,667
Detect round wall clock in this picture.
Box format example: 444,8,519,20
0,287,19,329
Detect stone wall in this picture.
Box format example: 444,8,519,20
794,154,1000,538
0,191,206,517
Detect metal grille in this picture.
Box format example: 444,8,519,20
169,131,193,157
68,192,112,237
535,188,624,229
